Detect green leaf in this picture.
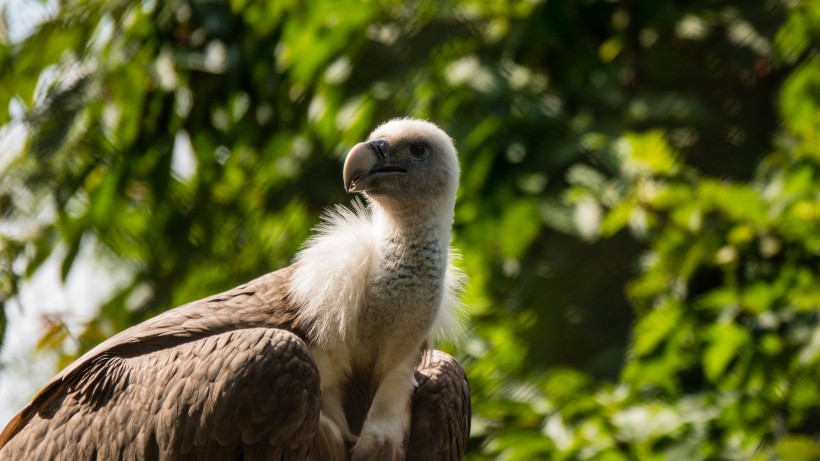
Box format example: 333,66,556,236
633,301,681,357
618,131,680,177
775,436,820,461
499,199,541,259
36,320,69,352
703,322,750,382
60,234,82,282
599,199,635,237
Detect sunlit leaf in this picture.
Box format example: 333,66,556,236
704,322,750,382
617,131,681,177
632,300,681,357
775,435,820,461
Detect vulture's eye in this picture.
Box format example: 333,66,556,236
409,143,429,159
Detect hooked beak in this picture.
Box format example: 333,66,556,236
343,139,405,192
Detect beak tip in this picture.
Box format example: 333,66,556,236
343,141,379,194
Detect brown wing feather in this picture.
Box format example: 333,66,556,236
407,350,471,461
308,418,348,461
0,266,330,460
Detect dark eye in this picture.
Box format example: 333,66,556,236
409,143,428,159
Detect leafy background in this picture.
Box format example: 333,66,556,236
1,0,818,459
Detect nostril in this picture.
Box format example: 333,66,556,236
367,139,389,160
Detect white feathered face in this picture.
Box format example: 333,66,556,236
343,119,460,206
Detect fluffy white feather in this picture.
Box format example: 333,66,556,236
432,248,467,343
290,200,375,348
289,199,465,349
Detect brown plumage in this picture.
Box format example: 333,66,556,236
409,351,471,461
0,119,470,460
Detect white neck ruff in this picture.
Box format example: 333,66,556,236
288,200,465,349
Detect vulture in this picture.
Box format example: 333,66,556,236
0,119,470,460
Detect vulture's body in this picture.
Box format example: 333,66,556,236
0,119,470,460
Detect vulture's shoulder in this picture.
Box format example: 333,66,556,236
61,266,300,376
0,266,307,450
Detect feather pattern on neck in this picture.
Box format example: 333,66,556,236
288,199,465,349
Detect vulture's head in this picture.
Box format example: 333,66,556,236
343,119,459,213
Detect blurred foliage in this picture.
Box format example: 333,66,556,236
1,0,818,458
